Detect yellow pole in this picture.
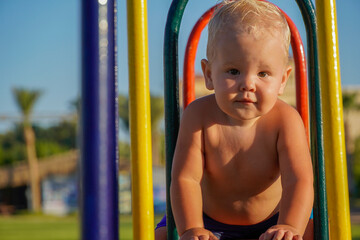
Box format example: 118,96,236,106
315,0,351,239
127,0,154,239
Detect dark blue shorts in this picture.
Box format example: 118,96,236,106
156,213,279,239
156,211,313,239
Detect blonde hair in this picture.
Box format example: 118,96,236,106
207,0,291,62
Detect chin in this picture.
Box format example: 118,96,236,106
231,113,261,122
235,110,261,119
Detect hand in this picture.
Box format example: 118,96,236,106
180,227,219,240
259,224,303,240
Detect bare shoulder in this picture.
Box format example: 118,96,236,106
184,94,215,111
271,99,305,128
181,94,216,121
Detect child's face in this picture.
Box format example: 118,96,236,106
201,29,291,123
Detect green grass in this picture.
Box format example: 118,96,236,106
0,213,162,240
120,214,163,240
353,224,360,240
0,213,79,240
0,213,359,239
120,215,132,240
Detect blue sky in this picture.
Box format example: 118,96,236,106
0,0,359,133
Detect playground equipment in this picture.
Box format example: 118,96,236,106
81,0,155,240
164,0,350,239
79,0,350,239
127,1,155,240
80,0,118,240
316,1,352,240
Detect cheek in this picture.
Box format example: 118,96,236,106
263,86,278,95
257,83,281,103
261,80,282,94
215,79,238,93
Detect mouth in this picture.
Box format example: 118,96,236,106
235,98,255,104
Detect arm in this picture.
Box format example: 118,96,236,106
261,105,314,239
277,106,314,235
170,102,214,239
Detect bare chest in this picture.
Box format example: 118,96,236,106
203,125,279,187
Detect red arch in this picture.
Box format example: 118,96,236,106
183,5,216,109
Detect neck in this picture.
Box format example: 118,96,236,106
225,114,260,129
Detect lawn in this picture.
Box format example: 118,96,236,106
0,213,79,240
0,213,162,240
0,213,359,239
120,214,163,240
354,224,360,240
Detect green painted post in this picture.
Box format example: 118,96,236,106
164,0,189,239
294,0,329,239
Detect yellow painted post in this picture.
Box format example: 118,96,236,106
315,0,352,239
127,0,154,239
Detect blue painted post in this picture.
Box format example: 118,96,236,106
80,0,118,239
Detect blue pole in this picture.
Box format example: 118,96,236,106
80,0,118,239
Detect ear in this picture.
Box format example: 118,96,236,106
278,65,292,95
201,59,214,90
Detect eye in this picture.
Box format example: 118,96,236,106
227,69,240,75
258,72,268,78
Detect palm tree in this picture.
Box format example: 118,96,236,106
342,91,360,196
118,94,164,165
118,94,129,131
12,88,42,212
150,96,164,165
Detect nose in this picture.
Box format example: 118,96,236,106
239,74,256,92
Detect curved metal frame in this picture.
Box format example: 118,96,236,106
294,1,328,239
182,5,216,109
164,1,189,238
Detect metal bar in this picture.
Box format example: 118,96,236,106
127,0,155,239
315,0,352,239
183,5,216,108
164,0,189,239
294,0,329,239
280,9,310,143
80,0,118,239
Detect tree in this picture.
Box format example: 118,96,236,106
0,125,26,166
118,94,129,131
150,96,164,165
118,94,164,165
0,121,77,167
342,91,360,196
118,95,130,164
12,88,42,212
69,96,80,125
119,141,130,164
33,121,76,158
353,136,360,197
